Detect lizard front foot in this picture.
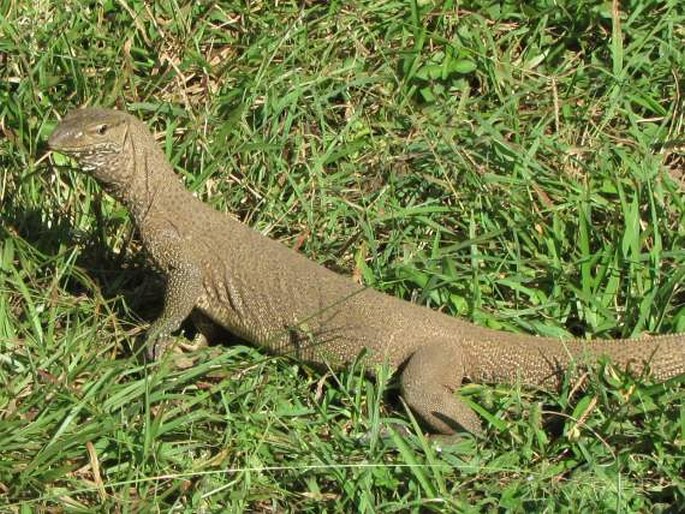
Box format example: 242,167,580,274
146,335,174,360
143,320,179,360
145,329,210,369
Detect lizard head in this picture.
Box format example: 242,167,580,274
48,108,131,172
48,107,160,200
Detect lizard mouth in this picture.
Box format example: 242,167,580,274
47,133,103,163
47,129,78,154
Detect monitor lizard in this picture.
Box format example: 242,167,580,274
47,107,685,435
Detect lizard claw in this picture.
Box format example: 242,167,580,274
146,336,173,360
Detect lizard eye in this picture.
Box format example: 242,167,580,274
95,124,108,135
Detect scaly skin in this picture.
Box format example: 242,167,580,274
48,107,685,435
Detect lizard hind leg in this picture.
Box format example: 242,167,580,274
399,341,484,437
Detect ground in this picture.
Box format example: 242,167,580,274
1,0,684,511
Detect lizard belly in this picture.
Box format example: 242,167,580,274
194,293,274,345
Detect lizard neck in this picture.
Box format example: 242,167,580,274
126,162,190,228
96,131,193,229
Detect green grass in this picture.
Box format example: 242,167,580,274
2,0,685,511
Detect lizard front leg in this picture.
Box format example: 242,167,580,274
143,233,204,360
